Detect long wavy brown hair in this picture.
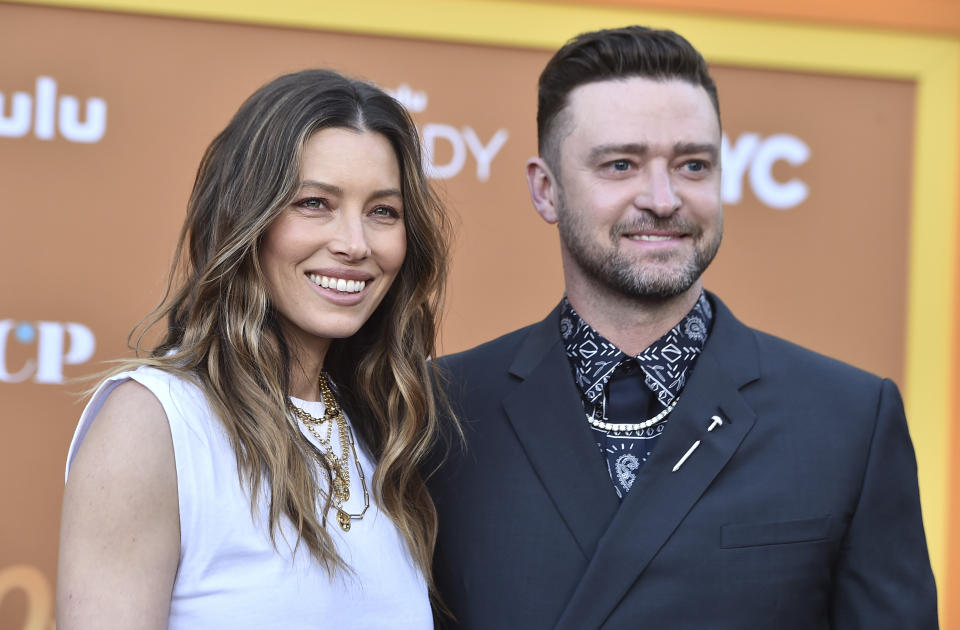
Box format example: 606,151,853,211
121,69,454,597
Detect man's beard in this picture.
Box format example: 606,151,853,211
556,196,722,301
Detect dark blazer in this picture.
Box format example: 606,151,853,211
430,294,937,629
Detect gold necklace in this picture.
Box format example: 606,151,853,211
287,373,370,531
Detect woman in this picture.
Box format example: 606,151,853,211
57,69,453,629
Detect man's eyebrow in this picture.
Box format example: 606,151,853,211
588,143,647,160
588,142,719,161
675,142,719,160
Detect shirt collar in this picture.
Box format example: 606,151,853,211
560,292,713,407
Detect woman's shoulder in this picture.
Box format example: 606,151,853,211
59,375,181,627
104,364,203,401
80,365,202,417
77,378,173,458
67,365,215,478
98,365,213,426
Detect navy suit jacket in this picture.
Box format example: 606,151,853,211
430,294,937,629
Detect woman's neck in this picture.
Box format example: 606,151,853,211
287,342,329,402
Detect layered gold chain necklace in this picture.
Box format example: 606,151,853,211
287,373,370,531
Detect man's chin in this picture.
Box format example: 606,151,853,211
606,266,702,302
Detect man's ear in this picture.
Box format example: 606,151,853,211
526,157,560,224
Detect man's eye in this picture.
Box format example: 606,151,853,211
610,160,631,171
685,160,707,172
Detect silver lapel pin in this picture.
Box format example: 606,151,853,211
708,415,723,432
672,414,725,472
672,440,700,472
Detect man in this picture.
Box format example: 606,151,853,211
429,26,937,629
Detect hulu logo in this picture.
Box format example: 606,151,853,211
0,76,107,143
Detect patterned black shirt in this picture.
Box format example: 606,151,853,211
560,293,713,498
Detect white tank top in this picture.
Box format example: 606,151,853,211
66,366,433,629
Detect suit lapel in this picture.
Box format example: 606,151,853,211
502,306,620,558
554,295,762,630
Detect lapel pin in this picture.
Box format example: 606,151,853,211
673,415,726,472
672,440,701,472
708,415,724,432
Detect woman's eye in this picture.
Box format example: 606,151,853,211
371,205,400,219
296,197,328,210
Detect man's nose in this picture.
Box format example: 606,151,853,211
635,166,680,217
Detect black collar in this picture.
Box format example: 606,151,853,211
560,292,713,411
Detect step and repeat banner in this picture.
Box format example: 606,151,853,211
0,1,953,627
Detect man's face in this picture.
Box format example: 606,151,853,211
546,77,723,304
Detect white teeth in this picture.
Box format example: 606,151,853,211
629,235,673,242
308,274,367,294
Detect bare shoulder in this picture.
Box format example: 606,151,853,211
66,379,176,494
58,378,180,630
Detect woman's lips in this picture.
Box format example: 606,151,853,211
307,273,366,294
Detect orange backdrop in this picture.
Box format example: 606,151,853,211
0,1,954,627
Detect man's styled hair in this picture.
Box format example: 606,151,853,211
537,25,720,171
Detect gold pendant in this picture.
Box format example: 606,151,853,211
337,509,351,531
332,476,349,503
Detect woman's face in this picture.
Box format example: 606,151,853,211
260,127,407,358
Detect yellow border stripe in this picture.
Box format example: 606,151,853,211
9,0,959,65
12,0,959,610
907,41,960,591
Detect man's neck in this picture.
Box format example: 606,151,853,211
564,281,703,356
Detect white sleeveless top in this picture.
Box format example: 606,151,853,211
66,366,433,629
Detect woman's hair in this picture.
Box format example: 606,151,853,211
123,69,452,594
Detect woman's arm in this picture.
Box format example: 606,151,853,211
57,380,180,630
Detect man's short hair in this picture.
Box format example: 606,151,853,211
537,25,720,172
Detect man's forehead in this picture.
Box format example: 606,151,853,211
562,77,720,148
566,75,711,107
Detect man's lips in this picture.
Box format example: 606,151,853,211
613,218,698,241
624,233,684,242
